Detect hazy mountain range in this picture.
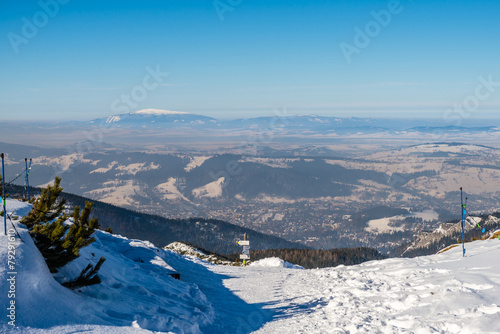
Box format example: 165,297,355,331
90,109,500,134
2,109,500,149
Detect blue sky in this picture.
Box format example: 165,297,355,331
1,0,500,121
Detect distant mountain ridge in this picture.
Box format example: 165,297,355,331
83,108,500,135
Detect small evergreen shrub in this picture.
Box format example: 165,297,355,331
21,177,106,287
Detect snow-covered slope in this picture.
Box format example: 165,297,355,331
2,198,500,333
0,199,213,333
191,177,225,198
163,242,238,266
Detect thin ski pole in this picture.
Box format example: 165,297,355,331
2,153,6,235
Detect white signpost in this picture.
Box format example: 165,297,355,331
237,233,250,265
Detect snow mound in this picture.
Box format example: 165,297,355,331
249,257,304,269
0,199,214,333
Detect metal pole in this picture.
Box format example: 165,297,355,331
2,153,6,235
243,233,247,266
460,187,465,257
25,158,31,199
25,158,28,199
28,158,32,199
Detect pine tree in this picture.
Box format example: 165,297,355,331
21,177,106,286
20,176,66,229
30,201,102,272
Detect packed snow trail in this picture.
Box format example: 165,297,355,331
216,242,500,333
163,239,500,333
160,250,276,333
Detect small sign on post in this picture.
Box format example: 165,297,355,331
237,233,250,265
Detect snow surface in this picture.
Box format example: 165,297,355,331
132,109,189,116
116,162,160,175
90,161,118,174
255,195,296,204
365,216,406,233
33,154,93,177
163,242,237,266
106,115,121,123
155,177,191,202
86,180,143,206
366,210,439,234
184,156,210,172
191,177,224,198
2,198,500,333
238,157,298,169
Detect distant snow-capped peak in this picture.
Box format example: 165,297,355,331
132,108,189,116
105,108,191,123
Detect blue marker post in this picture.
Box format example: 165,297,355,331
1,153,6,235
460,187,466,257
24,158,32,200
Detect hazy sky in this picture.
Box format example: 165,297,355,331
1,0,500,121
